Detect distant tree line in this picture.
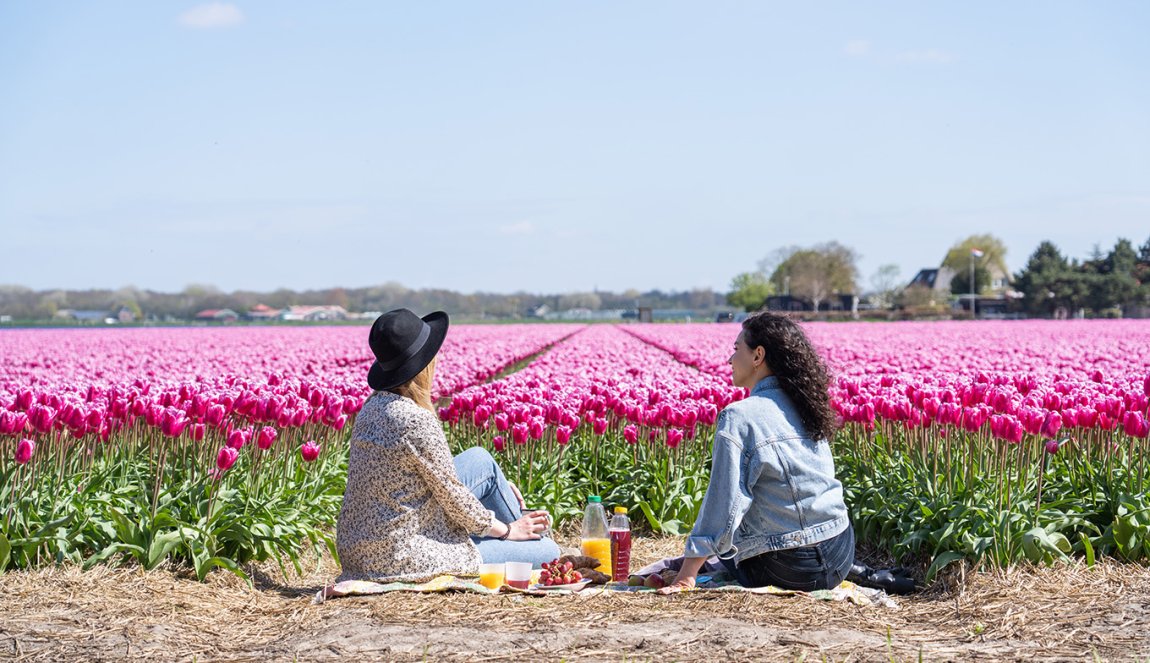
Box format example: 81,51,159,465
1013,238,1150,317
0,282,727,322
726,234,1150,318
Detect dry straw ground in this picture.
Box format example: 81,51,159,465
2,534,1149,662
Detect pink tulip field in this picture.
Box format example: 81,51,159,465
3,320,1150,578
0,324,581,577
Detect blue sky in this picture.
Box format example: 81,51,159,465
2,2,1148,295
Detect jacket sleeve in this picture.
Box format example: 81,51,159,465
403,413,494,536
684,409,753,559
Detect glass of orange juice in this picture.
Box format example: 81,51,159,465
478,563,505,590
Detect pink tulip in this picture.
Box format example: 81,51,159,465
300,440,320,462
190,423,206,441
623,424,638,445
0,410,27,436
161,410,188,438
216,446,239,471
511,422,528,445
257,426,277,450
1040,412,1063,438
28,404,55,434
556,425,572,445
1123,412,1148,439
15,438,35,464
226,428,247,449
205,404,226,428
492,435,505,452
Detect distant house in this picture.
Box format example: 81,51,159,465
280,305,348,321
245,304,282,321
909,264,1013,297
906,262,1020,317
116,307,137,323
907,267,956,294
194,309,239,322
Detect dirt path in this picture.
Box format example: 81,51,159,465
3,538,1149,661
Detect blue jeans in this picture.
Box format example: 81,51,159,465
721,526,855,591
452,447,560,568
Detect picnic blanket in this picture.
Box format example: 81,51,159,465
313,573,898,608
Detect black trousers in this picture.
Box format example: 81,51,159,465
721,526,855,591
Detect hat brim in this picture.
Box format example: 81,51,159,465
367,311,449,391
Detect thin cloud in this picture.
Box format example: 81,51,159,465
179,3,245,29
897,49,957,64
843,39,872,57
497,221,535,236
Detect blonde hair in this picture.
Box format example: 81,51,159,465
387,357,436,412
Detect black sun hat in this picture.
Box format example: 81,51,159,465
366,309,449,391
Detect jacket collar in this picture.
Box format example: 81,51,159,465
751,375,780,395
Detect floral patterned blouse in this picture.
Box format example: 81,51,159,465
336,392,493,582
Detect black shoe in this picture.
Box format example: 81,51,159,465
848,563,917,595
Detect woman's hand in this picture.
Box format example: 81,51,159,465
504,511,549,541
657,572,697,594
656,556,708,594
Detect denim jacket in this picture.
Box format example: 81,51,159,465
684,376,849,564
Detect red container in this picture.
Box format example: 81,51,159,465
506,579,530,590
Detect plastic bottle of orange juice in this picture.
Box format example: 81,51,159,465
580,495,610,573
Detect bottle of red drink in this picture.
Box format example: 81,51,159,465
609,506,632,582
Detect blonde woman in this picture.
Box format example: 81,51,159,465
336,309,556,582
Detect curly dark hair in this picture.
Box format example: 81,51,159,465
740,312,837,442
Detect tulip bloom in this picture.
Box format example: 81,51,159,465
216,446,239,471
1123,412,1149,439
257,426,277,450
623,424,638,445
161,413,188,438
15,438,35,464
205,404,227,428
556,424,574,445
300,440,321,462
492,435,506,452
226,429,247,450
1040,411,1063,438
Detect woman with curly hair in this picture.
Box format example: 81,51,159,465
659,311,855,592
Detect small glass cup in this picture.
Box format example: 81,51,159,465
504,561,533,589
525,507,551,534
478,563,505,591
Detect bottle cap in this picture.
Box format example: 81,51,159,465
588,495,602,503
614,506,628,514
